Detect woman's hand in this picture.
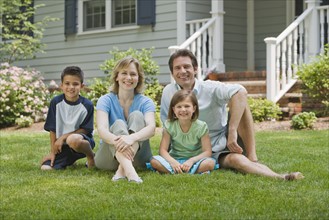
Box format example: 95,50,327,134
114,135,136,160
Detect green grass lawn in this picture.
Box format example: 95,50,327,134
0,129,328,219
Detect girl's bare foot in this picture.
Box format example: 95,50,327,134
284,172,305,181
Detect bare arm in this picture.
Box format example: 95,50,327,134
227,88,248,154
96,110,119,145
159,129,183,173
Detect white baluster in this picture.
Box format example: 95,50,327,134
276,44,281,92
319,9,325,53
287,34,293,83
281,40,287,90
293,28,298,77
298,22,304,64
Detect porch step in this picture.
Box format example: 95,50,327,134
208,71,304,119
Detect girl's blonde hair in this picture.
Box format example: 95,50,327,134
168,90,199,121
110,56,145,94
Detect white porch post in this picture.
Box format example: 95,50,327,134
305,0,321,61
177,0,186,45
264,37,277,102
210,0,225,72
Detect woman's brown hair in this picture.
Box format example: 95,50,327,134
110,56,145,94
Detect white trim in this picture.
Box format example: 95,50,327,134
77,0,137,35
177,0,186,45
247,0,254,71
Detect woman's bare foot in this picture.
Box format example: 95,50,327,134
284,172,305,181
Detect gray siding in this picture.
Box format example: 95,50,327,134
186,0,211,21
223,0,247,71
14,0,178,85
254,0,287,70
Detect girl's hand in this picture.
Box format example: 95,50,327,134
170,161,183,174
181,160,193,173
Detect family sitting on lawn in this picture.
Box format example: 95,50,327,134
40,49,304,183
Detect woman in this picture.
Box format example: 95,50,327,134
95,56,156,183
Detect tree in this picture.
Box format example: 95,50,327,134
0,0,57,63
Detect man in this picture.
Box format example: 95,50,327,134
156,49,303,180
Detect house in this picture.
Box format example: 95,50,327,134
5,0,329,104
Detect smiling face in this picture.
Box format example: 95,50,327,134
61,75,84,102
116,62,139,92
172,56,197,90
172,97,196,121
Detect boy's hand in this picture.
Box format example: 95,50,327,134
49,152,56,167
53,138,64,154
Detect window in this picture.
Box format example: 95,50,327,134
83,0,106,31
112,0,136,27
68,0,155,35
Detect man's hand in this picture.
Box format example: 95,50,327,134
227,129,243,154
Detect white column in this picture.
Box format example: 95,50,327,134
264,37,277,102
305,0,321,60
247,0,255,71
177,0,186,45
210,0,225,72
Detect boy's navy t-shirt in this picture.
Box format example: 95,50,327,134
44,94,94,139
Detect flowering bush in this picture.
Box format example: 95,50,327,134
0,63,49,128
15,115,34,128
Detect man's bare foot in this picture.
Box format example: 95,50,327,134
284,172,305,181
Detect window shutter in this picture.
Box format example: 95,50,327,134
65,0,77,35
137,0,156,26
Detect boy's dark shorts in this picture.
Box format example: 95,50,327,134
42,133,95,170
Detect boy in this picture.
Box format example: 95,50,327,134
41,66,95,170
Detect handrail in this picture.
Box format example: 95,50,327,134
276,7,313,43
169,17,216,50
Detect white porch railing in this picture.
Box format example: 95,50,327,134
168,17,216,80
265,4,329,103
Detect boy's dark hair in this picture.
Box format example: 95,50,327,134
168,90,199,122
168,49,198,73
61,66,84,83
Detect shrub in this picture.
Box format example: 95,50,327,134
15,116,34,128
297,45,329,116
100,47,159,84
81,78,111,106
291,112,317,130
248,98,282,122
0,63,49,128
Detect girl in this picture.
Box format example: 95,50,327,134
150,90,217,174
